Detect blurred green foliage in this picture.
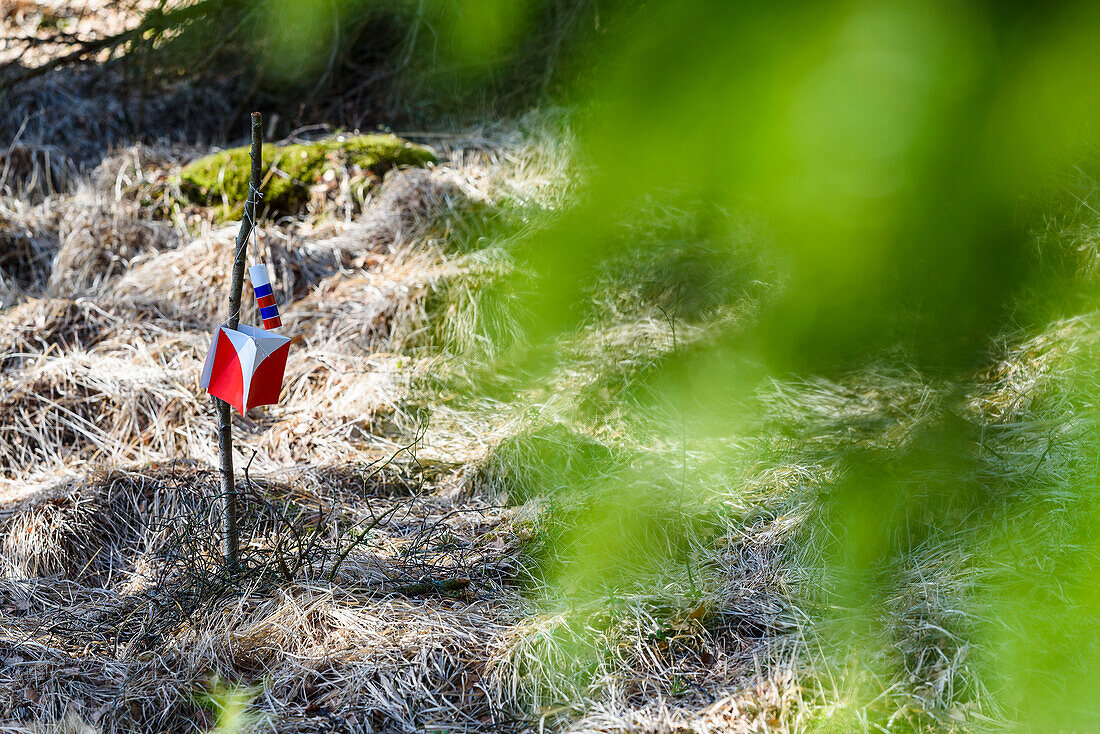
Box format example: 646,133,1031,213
127,0,605,125
194,675,256,733
164,0,1100,729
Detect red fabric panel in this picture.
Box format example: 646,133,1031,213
206,329,246,413
247,340,290,409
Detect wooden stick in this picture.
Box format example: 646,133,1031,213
216,111,263,571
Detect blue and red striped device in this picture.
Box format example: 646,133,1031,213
249,263,282,330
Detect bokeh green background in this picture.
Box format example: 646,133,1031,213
190,1,1100,729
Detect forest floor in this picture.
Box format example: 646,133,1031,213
2,3,1095,733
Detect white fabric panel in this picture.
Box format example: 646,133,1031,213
199,329,220,389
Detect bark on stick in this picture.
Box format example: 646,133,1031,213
216,111,263,571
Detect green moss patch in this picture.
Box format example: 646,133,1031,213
177,134,436,218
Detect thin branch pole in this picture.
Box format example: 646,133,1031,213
216,111,263,571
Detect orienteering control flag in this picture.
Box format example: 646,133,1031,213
200,323,290,414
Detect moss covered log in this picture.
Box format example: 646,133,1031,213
177,134,436,217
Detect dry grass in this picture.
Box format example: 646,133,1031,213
0,108,842,732
0,464,528,732
0,35,1087,730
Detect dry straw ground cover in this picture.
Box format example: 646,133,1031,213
0,111,838,731
2,6,1095,733
1,117,1050,731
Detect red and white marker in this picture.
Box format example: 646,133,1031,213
200,324,290,414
